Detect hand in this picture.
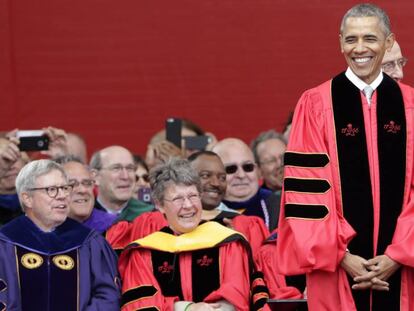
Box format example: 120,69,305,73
0,137,21,178
41,126,68,159
188,302,221,311
353,255,400,290
340,252,389,291
145,140,182,168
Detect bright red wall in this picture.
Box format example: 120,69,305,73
1,0,413,157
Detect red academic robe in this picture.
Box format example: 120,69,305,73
119,223,251,311
255,230,303,300
276,75,414,310
107,210,269,258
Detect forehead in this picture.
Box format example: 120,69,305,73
193,155,225,172
35,170,66,186
165,183,198,197
382,43,403,63
257,139,286,155
101,148,134,166
342,16,386,38
63,162,90,179
219,143,254,164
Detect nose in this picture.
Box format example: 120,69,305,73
354,39,367,53
392,65,404,81
234,166,247,178
119,168,130,179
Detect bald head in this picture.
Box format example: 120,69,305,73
66,133,87,163
212,138,259,202
90,146,136,212
382,41,405,82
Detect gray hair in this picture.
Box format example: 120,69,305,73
54,154,84,165
89,150,103,170
15,160,67,210
250,130,287,165
340,3,391,36
149,158,201,202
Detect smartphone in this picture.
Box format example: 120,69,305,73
17,130,49,151
165,118,182,148
183,135,211,150
138,187,152,204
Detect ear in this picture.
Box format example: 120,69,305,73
21,192,33,210
339,34,344,53
385,33,395,52
154,200,166,214
90,169,100,185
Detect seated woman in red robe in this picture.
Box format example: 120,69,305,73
118,158,257,311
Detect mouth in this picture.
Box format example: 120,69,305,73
179,211,197,220
203,188,223,198
353,56,372,64
73,198,90,204
53,204,67,210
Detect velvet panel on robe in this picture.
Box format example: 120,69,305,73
118,224,251,311
275,76,414,311
0,216,121,311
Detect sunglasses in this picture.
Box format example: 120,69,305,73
224,163,255,175
136,174,150,183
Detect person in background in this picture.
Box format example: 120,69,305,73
56,155,117,233
90,145,153,222
132,154,151,203
212,138,279,231
381,40,407,82
0,160,120,310
251,130,287,192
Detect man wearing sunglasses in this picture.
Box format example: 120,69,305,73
90,145,154,222
381,41,407,82
0,159,120,310
56,155,117,233
212,138,278,231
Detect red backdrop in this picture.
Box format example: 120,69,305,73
1,0,413,158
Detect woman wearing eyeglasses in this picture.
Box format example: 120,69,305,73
118,158,257,311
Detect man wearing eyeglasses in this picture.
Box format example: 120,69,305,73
55,155,117,233
276,4,414,310
90,145,153,222
0,159,120,310
212,138,279,231
381,41,407,82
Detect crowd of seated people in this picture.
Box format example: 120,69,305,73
0,120,301,310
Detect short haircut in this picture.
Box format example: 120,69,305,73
15,159,67,210
133,154,149,172
54,155,84,165
149,158,201,202
187,150,220,162
340,3,391,36
250,130,287,164
89,150,103,170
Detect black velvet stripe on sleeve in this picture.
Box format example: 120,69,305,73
285,203,328,219
284,152,329,168
121,285,158,308
284,178,330,193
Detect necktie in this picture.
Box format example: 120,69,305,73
363,86,374,104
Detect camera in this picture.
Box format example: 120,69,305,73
17,130,49,151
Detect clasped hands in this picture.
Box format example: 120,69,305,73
340,252,400,291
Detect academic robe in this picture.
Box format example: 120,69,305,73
107,210,269,258
255,231,303,300
276,73,414,310
118,222,251,311
0,216,121,311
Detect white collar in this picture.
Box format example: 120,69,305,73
345,67,383,92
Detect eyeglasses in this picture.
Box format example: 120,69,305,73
100,164,136,174
382,57,408,72
224,163,255,175
136,174,149,183
28,185,73,198
164,193,201,207
69,179,95,188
